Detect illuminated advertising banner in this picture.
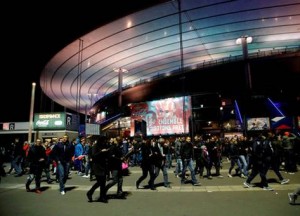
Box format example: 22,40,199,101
130,96,191,136
270,116,293,130
246,117,270,131
34,113,66,130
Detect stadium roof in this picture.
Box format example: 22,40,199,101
40,0,300,114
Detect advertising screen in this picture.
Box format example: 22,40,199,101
246,117,270,131
34,112,66,130
130,96,191,136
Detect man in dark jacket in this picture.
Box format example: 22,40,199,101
105,137,125,198
86,136,110,203
51,135,75,195
25,138,46,193
135,137,157,190
180,136,201,186
243,133,274,190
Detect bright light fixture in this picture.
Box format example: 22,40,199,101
236,36,253,45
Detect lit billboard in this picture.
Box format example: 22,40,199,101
34,112,79,131
34,113,66,130
130,96,191,136
246,117,270,131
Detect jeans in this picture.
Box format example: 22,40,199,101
165,154,172,169
228,157,242,174
12,155,23,175
84,161,91,176
122,142,129,156
238,155,248,176
57,162,70,192
160,161,169,186
175,158,182,175
181,158,198,184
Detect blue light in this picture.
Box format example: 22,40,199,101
267,98,285,117
234,100,243,124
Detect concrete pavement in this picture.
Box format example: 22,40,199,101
0,161,299,216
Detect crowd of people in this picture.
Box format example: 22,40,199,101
0,130,299,204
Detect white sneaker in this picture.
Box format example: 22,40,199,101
243,182,252,188
241,173,247,179
61,191,65,195
82,175,90,178
280,179,290,185
263,186,274,191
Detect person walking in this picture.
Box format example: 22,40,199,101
199,144,212,179
148,137,163,190
42,140,54,184
11,138,24,177
87,140,96,181
282,132,298,174
237,135,249,178
267,131,289,184
158,137,171,188
104,137,125,198
193,135,204,175
174,136,183,178
86,136,110,203
74,137,84,176
207,136,223,178
51,135,75,195
180,136,201,186
243,133,273,190
82,138,91,178
25,138,46,194
135,137,156,190
227,137,242,178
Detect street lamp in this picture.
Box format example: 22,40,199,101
113,67,128,135
86,93,97,123
236,36,253,91
113,68,128,108
236,36,253,136
88,93,97,108
28,82,36,144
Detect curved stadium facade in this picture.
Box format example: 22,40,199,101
39,0,300,137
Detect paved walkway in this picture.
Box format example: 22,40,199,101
1,161,299,216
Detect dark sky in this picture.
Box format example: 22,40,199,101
1,1,166,123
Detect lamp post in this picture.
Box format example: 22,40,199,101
87,93,97,123
236,36,253,135
28,82,36,144
113,68,128,107
113,67,128,135
236,36,253,91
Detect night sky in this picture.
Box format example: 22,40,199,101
1,1,165,123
